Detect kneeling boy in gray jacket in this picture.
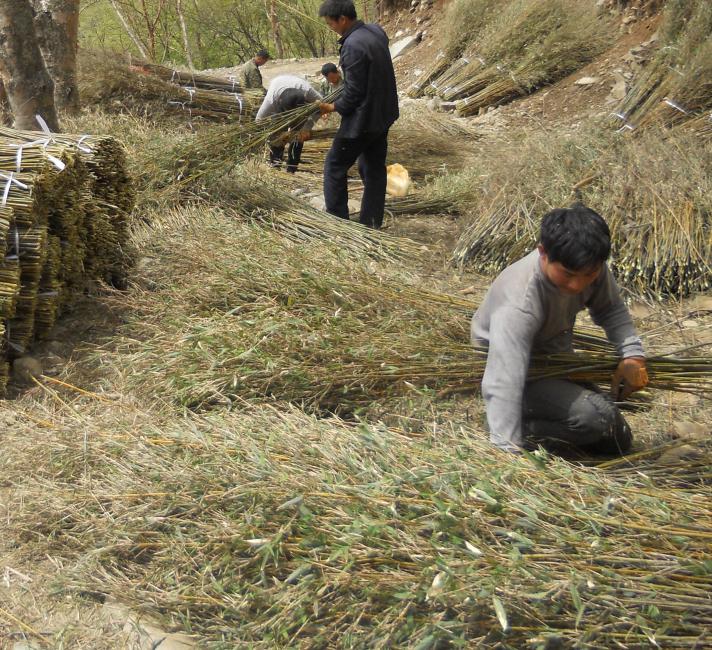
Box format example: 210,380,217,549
472,204,648,455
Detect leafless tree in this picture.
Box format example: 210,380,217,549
264,0,284,58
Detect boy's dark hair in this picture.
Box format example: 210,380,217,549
540,203,611,270
318,0,357,20
255,49,270,59
278,88,307,113
321,62,338,77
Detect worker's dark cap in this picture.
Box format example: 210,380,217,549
321,62,338,76
256,49,271,59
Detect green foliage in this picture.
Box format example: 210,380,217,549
79,0,341,68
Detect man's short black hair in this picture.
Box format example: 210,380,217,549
318,0,357,20
321,62,338,77
256,49,270,59
540,203,611,271
278,88,307,113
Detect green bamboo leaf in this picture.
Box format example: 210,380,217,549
570,582,584,628
492,595,509,632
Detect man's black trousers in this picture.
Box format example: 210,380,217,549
323,130,389,229
269,141,303,173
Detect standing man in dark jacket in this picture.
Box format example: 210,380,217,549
318,0,399,229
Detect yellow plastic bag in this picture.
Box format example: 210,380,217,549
386,163,412,197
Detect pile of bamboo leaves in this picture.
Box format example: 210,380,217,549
3,393,711,648
615,0,712,132
418,0,611,115
113,205,712,413
0,127,134,386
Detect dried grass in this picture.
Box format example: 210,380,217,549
1,385,710,647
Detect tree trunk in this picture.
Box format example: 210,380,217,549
265,0,284,59
32,0,80,114
176,0,193,69
0,78,12,125
0,0,59,131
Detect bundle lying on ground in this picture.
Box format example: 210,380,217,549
423,0,611,115
0,126,135,284
79,53,260,123
3,389,711,648
615,0,712,131
0,127,134,388
114,205,711,413
130,59,247,93
449,125,712,299
216,165,424,263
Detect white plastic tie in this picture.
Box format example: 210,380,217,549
234,93,243,113
12,225,20,256
0,173,28,207
76,135,92,153
35,114,52,136
14,145,23,172
13,137,65,171
663,98,688,114
46,154,66,171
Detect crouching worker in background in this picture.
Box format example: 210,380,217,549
256,74,323,173
472,204,648,455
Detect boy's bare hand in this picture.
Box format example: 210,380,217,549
319,102,336,115
611,356,648,400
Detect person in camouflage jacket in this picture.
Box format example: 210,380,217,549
241,49,270,91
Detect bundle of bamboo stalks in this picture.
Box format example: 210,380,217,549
0,128,135,377
217,165,424,264
406,52,451,98
130,59,247,93
157,89,342,188
615,0,712,131
0,257,20,319
80,53,260,123
0,127,135,285
449,125,712,299
426,0,610,114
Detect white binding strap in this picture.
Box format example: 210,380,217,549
76,135,92,153
664,98,688,114
0,173,29,207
